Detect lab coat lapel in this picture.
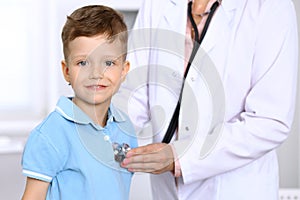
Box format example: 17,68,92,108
201,1,239,53
162,0,187,35
196,0,247,158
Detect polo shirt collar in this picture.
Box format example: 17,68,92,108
55,96,126,127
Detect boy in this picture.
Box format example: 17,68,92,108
21,5,137,200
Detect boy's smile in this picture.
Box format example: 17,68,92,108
85,84,107,91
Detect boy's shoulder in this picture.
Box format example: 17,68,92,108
28,110,70,144
34,109,67,132
34,96,77,134
30,97,76,140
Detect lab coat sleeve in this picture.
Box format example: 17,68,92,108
175,0,299,183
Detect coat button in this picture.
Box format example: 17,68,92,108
172,71,182,79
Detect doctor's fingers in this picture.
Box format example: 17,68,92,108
122,152,164,165
129,162,174,174
125,144,174,164
122,155,173,173
126,143,168,156
121,148,174,171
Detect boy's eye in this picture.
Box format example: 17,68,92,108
78,60,88,67
105,60,115,67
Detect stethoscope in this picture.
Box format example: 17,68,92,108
162,0,220,143
186,0,220,76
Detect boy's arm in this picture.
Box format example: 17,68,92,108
22,177,49,200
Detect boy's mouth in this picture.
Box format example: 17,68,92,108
86,84,108,91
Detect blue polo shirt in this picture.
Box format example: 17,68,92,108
22,96,137,200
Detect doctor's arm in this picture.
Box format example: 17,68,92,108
22,177,49,200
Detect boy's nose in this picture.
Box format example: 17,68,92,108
89,64,106,79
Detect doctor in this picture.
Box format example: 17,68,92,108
117,0,298,199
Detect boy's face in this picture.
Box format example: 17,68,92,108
61,35,129,108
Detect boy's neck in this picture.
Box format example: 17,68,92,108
94,105,109,127
72,98,111,127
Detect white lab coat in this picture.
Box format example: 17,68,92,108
114,0,298,199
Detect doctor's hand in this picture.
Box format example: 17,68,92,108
121,143,174,174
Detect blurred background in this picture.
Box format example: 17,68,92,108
0,0,299,199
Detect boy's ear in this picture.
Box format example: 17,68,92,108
121,61,130,81
61,60,71,83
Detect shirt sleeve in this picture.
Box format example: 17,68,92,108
22,129,65,182
170,144,182,177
